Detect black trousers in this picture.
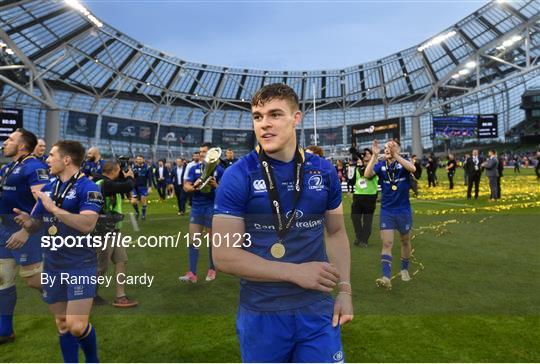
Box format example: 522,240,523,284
157,181,167,199
427,172,437,187
496,176,501,199
351,194,377,244
410,178,418,196
467,173,481,199
448,172,455,189
174,185,187,213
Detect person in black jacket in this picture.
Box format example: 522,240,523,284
154,159,170,200
464,149,484,199
497,155,504,199
426,155,437,187
446,153,457,190
172,158,188,215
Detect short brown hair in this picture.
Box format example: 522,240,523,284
306,145,324,157
251,83,299,110
102,160,119,175
53,140,85,167
15,128,38,152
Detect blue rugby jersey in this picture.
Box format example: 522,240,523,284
31,175,103,270
81,159,105,177
214,151,342,311
373,159,411,210
186,163,224,206
0,156,49,227
133,163,152,187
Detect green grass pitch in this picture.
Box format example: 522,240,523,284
4,168,539,362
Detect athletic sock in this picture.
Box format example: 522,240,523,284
132,204,139,215
188,245,199,275
77,323,98,363
0,286,16,336
59,331,79,363
401,257,410,271
381,254,392,278
142,205,147,218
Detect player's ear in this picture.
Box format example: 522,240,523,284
293,110,302,127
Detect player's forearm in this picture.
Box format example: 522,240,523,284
214,246,296,283
52,208,98,234
183,182,195,193
396,155,416,173
364,156,377,178
325,229,351,287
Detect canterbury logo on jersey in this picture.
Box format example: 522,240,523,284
253,179,267,192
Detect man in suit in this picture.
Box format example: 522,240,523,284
483,150,499,201
446,153,457,190
154,159,170,200
172,158,188,215
464,149,484,199
409,154,422,197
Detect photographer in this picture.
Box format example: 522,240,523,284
93,161,138,308
350,147,379,247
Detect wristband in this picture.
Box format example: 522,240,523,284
338,291,352,296
338,281,351,287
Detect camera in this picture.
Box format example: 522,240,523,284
349,146,364,161
93,212,124,235
117,155,131,173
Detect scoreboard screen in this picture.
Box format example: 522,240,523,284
0,108,23,141
477,114,498,139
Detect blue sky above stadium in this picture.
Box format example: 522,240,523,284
88,1,486,71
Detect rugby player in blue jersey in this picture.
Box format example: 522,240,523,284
364,139,416,290
8,140,103,362
131,155,152,220
82,147,105,179
179,142,224,283
0,129,49,344
213,84,353,362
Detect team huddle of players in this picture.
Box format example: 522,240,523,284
0,83,417,363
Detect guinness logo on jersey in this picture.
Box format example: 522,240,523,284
253,179,267,192
308,174,324,190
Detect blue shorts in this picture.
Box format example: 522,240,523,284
0,226,43,266
236,297,343,363
189,204,213,229
380,208,412,234
42,266,97,304
132,186,148,198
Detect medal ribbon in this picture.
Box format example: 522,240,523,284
48,171,83,230
385,160,397,186
257,145,305,245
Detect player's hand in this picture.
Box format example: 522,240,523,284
333,292,354,327
148,187,152,193
36,191,58,214
13,208,32,229
388,141,399,158
291,262,340,293
6,229,30,250
208,177,218,188
193,178,203,190
371,140,380,156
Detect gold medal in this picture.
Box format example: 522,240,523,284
391,185,398,191
48,225,58,236
270,242,286,259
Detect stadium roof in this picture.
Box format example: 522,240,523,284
1,0,540,114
